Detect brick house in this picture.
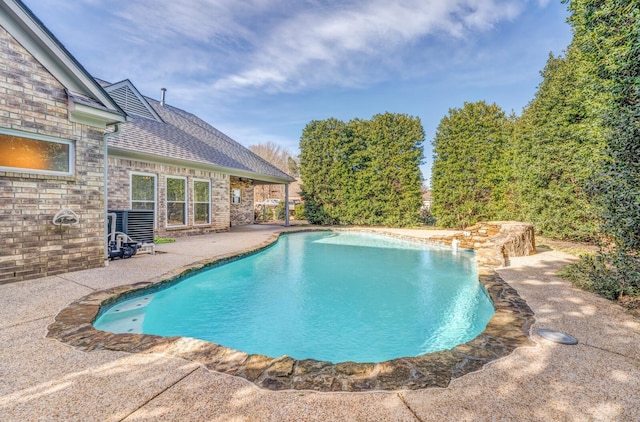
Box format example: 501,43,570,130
0,0,126,283
100,79,294,237
0,0,293,283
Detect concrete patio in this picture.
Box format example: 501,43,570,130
1,225,639,421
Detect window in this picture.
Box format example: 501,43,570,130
166,177,186,226
194,179,210,225
232,188,241,204
0,128,74,175
131,173,156,211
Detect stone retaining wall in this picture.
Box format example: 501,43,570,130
430,221,536,273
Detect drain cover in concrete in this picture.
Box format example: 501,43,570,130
536,329,578,345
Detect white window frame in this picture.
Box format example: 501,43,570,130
166,176,187,227
0,127,75,176
130,172,157,228
193,178,211,225
232,188,242,204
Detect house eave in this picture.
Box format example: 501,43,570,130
108,147,294,184
68,101,126,129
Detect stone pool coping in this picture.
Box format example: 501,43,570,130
47,228,535,392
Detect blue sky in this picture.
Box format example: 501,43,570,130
26,0,572,184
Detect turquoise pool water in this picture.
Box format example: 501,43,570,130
95,231,494,363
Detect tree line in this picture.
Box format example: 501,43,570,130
431,0,639,297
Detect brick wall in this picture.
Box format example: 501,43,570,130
107,156,236,237
230,177,255,226
0,27,106,283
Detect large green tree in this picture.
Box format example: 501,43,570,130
566,0,640,296
299,113,424,226
299,118,350,224
510,48,607,241
431,101,511,228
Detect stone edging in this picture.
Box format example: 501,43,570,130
47,228,535,392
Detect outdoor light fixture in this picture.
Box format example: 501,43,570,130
536,328,578,345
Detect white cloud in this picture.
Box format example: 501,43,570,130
111,0,261,45
68,0,535,97
208,0,527,93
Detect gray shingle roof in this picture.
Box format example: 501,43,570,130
107,95,294,183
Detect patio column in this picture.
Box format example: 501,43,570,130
284,183,290,227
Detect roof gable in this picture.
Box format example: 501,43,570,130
0,0,125,127
103,80,163,122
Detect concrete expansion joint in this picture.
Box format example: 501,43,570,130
57,274,99,292
397,393,423,422
581,342,640,363
117,365,200,422
1,315,52,332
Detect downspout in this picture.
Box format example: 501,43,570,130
103,124,121,264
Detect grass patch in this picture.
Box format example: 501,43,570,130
553,246,595,257
558,254,640,306
537,238,639,318
154,237,176,244
556,261,590,285
557,255,620,299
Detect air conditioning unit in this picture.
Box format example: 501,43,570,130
107,210,154,244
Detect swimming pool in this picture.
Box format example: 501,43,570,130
95,231,494,363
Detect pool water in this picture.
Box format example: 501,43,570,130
95,231,494,363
